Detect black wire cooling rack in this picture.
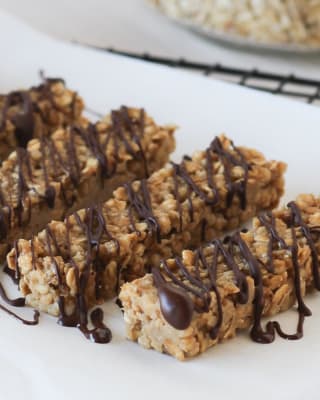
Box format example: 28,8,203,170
98,48,320,106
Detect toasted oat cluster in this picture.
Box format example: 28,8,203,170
149,0,320,47
0,78,84,159
0,106,175,261
120,194,320,360
7,135,285,333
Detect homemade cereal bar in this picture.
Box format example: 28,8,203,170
0,106,175,260
0,78,84,159
120,194,320,360
7,135,285,339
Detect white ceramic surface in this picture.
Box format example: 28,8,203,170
0,10,320,400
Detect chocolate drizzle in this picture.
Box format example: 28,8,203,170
0,76,68,150
0,281,39,325
124,136,249,242
210,136,249,209
170,137,249,235
113,107,148,177
0,303,39,326
125,179,161,242
17,205,117,343
153,201,320,345
0,106,148,242
255,201,314,342
0,282,25,307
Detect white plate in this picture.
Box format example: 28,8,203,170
1,10,320,400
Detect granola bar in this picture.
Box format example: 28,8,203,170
7,135,285,341
0,78,84,159
0,106,175,260
119,194,320,360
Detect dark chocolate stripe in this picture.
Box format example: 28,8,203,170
0,280,39,325
124,179,161,242
38,206,114,343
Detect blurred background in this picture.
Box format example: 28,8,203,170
1,0,320,79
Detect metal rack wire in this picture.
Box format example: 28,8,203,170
102,48,320,106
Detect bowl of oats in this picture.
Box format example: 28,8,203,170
148,0,320,53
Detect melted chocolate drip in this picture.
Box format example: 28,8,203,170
4,263,18,283
153,266,194,330
125,179,161,242
79,308,112,344
115,298,123,310
0,303,39,325
255,201,313,341
112,107,148,177
21,205,117,343
153,201,320,345
0,282,25,307
210,137,249,209
74,124,109,179
0,281,39,325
